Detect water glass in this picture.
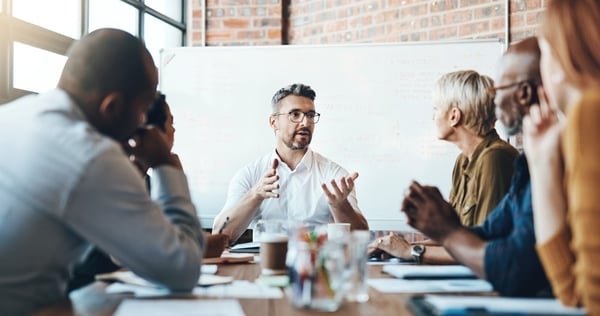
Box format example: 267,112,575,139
345,230,371,302
286,224,346,312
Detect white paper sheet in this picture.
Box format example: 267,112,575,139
382,264,476,279
106,280,283,299
113,299,245,316
193,280,283,299
97,271,232,287
368,278,493,293
201,264,218,274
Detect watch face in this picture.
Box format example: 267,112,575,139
412,245,424,255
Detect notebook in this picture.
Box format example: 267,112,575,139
408,295,587,316
229,241,260,253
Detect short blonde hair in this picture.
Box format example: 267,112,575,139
433,70,496,137
540,0,600,88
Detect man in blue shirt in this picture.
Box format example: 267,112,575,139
401,37,551,297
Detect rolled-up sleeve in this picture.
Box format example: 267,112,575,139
65,147,204,292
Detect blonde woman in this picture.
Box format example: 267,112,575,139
370,70,519,267
433,70,518,227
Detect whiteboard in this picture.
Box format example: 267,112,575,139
159,41,504,230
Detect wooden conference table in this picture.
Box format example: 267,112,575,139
37,262,421,316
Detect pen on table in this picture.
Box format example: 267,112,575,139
218,216,229,234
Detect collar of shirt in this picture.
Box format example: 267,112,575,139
461,129,501,176
47,88,88,123
271,148,314,173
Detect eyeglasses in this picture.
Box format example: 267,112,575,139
272,110,321,124
486,80,538,95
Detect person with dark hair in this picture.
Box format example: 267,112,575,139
147,92,174,144
69,91,228,292
213,83,368,243
399,37,551,297
0,29,204,315
131,91,177,174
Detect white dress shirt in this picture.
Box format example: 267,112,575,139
219,148,361,231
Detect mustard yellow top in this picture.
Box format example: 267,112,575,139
449,130,519,227
536,91,600,314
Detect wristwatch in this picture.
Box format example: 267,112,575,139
411,244,426,264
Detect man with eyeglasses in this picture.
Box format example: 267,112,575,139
400,37,551,297
213,83,368,243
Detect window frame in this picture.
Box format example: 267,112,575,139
0,0,186,104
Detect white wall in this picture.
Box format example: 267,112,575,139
160,40,504,230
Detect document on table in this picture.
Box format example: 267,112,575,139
96,270,233,287
382,264,477,279
203,253,254,264
106,280,283,299
407,295,586,316
367,278,493,293
201,264,218,274
367,256,414,265
113,299,245,316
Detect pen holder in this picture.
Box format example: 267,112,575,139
286,225,347,312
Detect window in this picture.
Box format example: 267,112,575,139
144,13,183,66
12,0,82,39
88,0,139,36
145,0,182,21
13,42,67,93
1,0,186,103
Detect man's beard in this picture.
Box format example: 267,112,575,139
286,130,312,150
291,142,309,150
501,119,523,136
496,107,523,136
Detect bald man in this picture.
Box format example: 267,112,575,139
399,37,551,297
0,29,204,315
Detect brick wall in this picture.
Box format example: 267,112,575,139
190,0,283,46
190,0,547,46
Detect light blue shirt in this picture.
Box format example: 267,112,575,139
0,89,204,315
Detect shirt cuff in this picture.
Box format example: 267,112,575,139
150,165,195,214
